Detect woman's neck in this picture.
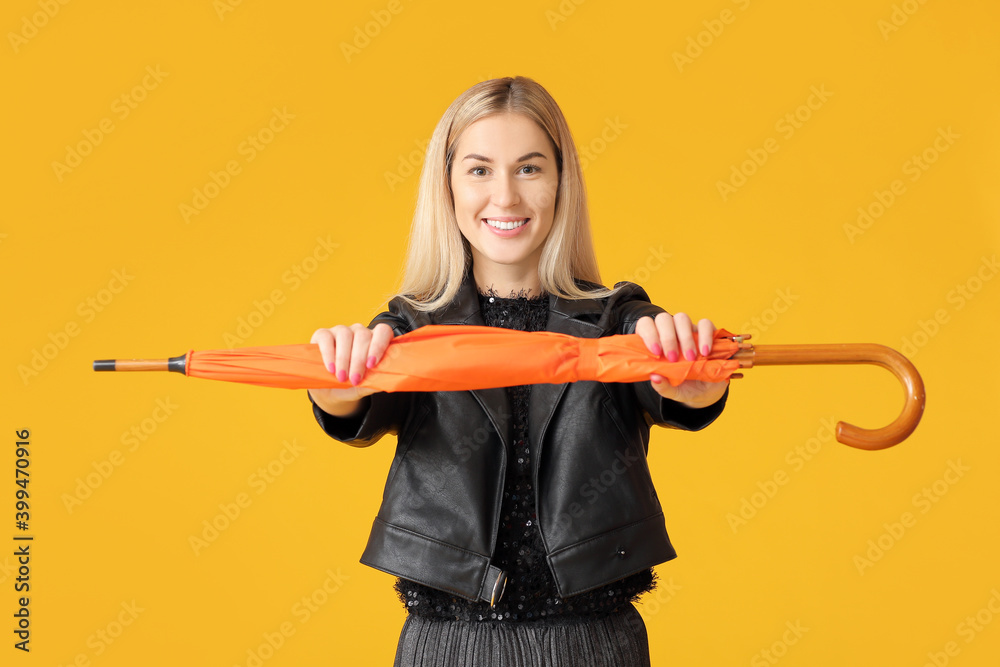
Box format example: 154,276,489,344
471,264,541,299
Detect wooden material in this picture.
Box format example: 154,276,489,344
96,358,170,371
732,342,925,451
93,353,189,374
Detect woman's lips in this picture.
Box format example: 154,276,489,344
483,217,530,234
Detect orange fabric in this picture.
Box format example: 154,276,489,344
187,325,741,391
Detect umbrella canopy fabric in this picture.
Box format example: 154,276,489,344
185,325,742,392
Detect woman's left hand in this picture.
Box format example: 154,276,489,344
634,312,729,409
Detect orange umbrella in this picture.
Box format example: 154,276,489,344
93,326,741,390
93,325,925,451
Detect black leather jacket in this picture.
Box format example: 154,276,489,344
309,273,727,607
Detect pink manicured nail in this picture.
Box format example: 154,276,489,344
326,362,336,374
701,344,710,356
367,355,377,369
650,374,662,384
350,372,361,386
667,350,679,363
336,369,347,383
651,343,663,357
685,349,696,361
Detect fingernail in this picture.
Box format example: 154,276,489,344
685,349,696,361
667,350,679,363
327,362,336,374
350,372,361,386
701,344,710,356
367,355,377,369
336,369,347,383
651,343,663,357
650,374,662,384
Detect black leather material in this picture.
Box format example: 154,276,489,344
310,272,728,601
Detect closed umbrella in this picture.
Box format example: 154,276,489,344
94,325,924,451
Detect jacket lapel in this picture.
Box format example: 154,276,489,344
528,290,608,457
433,272,513,449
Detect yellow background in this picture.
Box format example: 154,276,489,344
4,0,999,665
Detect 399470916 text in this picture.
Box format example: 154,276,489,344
13,428,33,652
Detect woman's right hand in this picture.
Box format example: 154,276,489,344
307,322,395,418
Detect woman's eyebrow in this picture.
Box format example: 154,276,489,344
461,151,549,162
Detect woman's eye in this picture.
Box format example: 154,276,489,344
468,164,539,176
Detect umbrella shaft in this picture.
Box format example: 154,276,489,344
93,354,187,374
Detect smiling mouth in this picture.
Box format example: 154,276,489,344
483,218,530,230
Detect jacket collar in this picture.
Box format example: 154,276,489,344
432,270,608,337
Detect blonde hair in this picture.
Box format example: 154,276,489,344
395,76,614,311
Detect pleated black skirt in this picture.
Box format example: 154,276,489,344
393,604,651,667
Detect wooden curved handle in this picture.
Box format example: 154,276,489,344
732,343,925,450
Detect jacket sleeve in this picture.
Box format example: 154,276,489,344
609,281,729,432
308,297,417,448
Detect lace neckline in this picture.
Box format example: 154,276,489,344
476,286,547,302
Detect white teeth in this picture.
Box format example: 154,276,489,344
485,218,528,231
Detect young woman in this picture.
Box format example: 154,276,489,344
307,76,729,667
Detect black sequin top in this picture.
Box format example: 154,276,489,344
394,287,657,623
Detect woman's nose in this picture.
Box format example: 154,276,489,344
490,175,520,208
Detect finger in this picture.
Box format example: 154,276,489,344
310,328,337,374
649,373,679,401
331,325,353,384
367,323,395,368
672,312,697,361
348,323,371,386
654,312,680,362
697,318,715,357
634,316,662,357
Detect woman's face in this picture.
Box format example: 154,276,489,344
450,112,559,288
